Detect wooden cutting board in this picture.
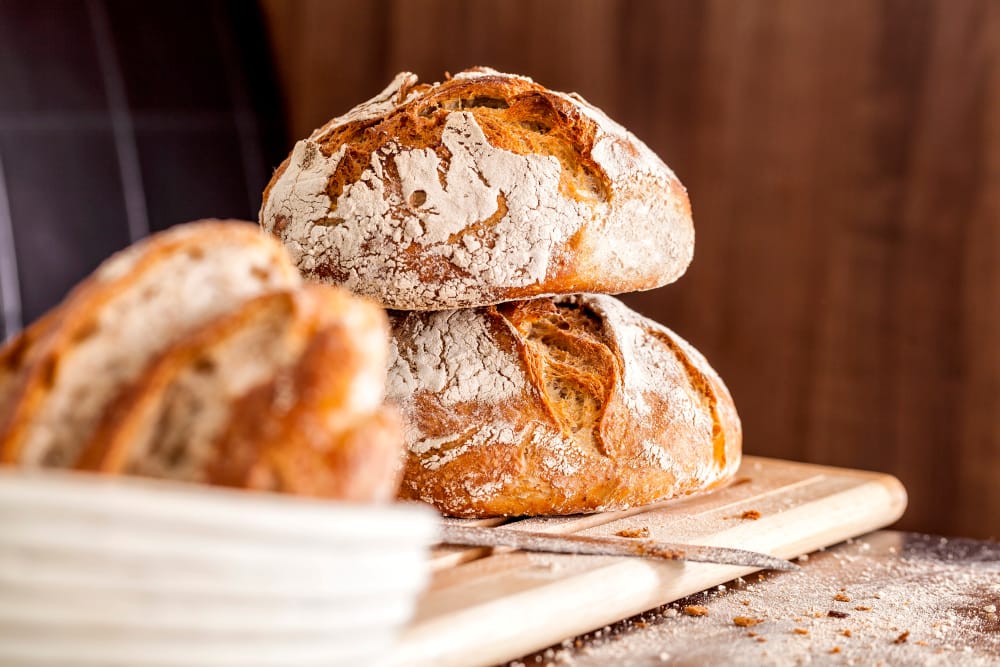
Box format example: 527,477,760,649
385,456,907,667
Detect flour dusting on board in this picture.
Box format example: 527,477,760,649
514,534,1000,667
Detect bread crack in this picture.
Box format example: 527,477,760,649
509,302,615,458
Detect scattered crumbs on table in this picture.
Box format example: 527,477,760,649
733,616,762,627
507,534,1000,667
855,605,872,611
740,510,762,520
794,628,810,635
834,593,851,602
830,646,842,654
615,527,649,539
682,605,709,617
828,610,850,619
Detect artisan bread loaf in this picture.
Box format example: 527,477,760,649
78,286,402,502
389,294,740,517
0,221,300,468
260,67,694,310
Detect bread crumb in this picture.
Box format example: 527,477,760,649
733,616,762,627
794,628,810,635
746,631,758,637
854,605,872,611
830,646,842,654
616,527,650,539
828,610,850,619
843,629,853,637
756,637,767,643
683,605,709,617
984,604,997,613
834,593,851,602
741,599,751,606
894,630,910,644
740,510,761,520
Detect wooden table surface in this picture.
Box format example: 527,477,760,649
508,531,1000,666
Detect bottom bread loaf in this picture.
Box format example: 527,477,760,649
388,294,742,517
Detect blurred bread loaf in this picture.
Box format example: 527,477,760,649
389,294,741,517
260,67,694,310
0,221,404,503
0,221,300,468
78,286,402,501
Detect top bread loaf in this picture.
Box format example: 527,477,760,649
260,67,694,310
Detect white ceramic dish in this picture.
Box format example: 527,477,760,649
0,469,439,667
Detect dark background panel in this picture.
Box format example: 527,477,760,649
0,0,108,113
104,0,233,112
0,127,131,323
0,0,285,335
135,124,256,232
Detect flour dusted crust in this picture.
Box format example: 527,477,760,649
260,68,694,310
389,294,741,517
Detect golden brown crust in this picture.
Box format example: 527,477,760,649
75,291,304,472
207,328,403,502
0,308,62,417
0,220,298,466
389,294,741,517
260,68,694,310
75,285,402,503
311,73,611,208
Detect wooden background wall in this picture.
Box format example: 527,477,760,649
261,0,1000,539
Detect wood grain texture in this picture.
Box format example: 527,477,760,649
260,0,1000,538
386,456,907,667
